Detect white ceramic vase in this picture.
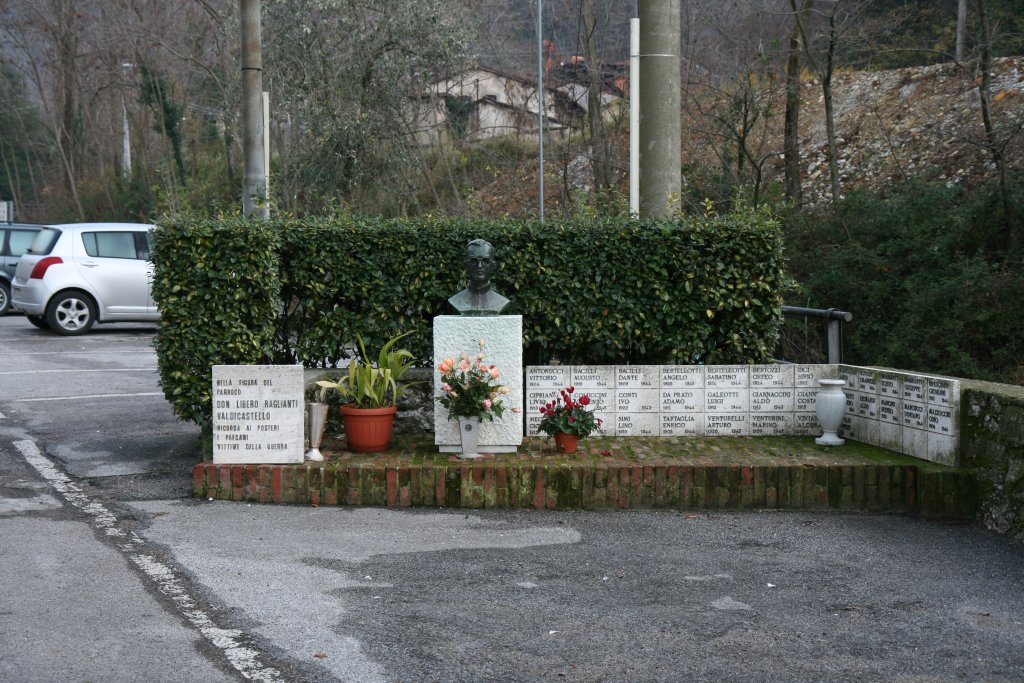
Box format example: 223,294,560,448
458,416,481,459
305,403,328,461
815,379,847,446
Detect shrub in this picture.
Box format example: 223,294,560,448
154,209,785,424
784,178,1024,384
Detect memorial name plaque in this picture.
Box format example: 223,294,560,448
750,388,794,413
525,364,842,438
617,366,659,389
878,372,901,398
661,388,703,413
524,364,962,466
705,366,749,388
661,366,703,388
526,366,570,389
212,365,303,465
751,364,794,388
902,376,926,402
571,366,615,389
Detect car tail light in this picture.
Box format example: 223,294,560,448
29,257,63,279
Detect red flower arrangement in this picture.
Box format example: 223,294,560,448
537,386,603,438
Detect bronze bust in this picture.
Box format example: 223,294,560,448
448,239,510,316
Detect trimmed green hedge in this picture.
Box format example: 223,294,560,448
153,210,784,424
151,217,280,424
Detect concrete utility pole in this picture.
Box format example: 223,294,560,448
638,0,681,219
241,0,268,219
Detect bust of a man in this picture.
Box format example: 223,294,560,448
448,238,510,316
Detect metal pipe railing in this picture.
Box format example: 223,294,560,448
781,305,853,364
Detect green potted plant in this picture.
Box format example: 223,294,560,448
316,332,420,453
537,386,603,454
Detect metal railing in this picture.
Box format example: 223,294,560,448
781,305,853,364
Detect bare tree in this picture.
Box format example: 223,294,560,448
784,0,814,205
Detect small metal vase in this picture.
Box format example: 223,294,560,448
305,402,329,461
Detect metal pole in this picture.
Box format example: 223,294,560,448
827,319,842,364
121,62,133,178
241,0,268,219
638,0,681,219
537,0,544,223
629,17,640,216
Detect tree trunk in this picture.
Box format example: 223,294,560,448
784,28,803,205
956,0,968,62
822,11,842,212
583,0,611,192
975,0,1018,250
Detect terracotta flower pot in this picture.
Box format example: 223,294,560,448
340,405,397,453
554,431,579,455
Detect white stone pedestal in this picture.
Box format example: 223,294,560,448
433,315,523,453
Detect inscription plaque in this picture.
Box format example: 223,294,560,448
212,365,303,464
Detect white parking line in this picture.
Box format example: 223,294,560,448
14,392,164,402
13,439,284,683
0,351,156,356
0,368,155,375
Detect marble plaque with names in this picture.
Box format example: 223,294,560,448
795,387,819,412
902,401,927,430
616,388,659,413
705,389,748,413
660,413,704,436
571,366,615,389
927,378,957,408
794,412,821,435
661,388,704,413
705,413,749,436
856,393,879,419
796,364,835,387
751,364,794,388
857,369,879,394
525,366,570,389
212,365,303,464
749,388,794,413
704,365,749,388
902,376,926,402
927,405,956,436
616,412,660,437
580,388,615,413
661,366,704,388
617,366,660,389
749,413,794,436
839,367,858,390
878,396,902,425
878,372,902,398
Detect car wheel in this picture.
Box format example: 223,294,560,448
46,291,97,335
27,315,51,330
0,282,9,315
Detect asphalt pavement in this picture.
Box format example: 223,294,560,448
1,314,1023,682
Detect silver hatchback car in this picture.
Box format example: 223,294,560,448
11,223,158,335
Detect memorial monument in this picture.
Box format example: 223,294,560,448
447,239,510,316
434,239,522,453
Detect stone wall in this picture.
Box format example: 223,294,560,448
960,380,1024,541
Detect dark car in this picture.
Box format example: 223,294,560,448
1,222,44,314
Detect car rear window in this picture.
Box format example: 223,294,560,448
27,228,61,255
8,229,37,257
82,231,139,259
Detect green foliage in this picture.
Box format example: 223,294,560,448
154,210,785,424
315,332,420,409
150,216,280,424
784,178,1024,384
